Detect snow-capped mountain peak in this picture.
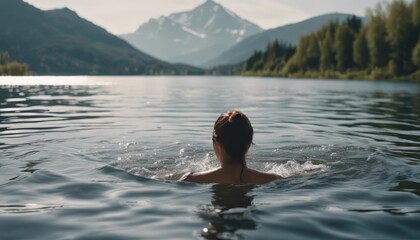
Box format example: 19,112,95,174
120,0,263,66
169,0,261,36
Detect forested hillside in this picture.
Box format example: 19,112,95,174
242,0,420,81
0,0,202,75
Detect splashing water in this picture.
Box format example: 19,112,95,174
110,144,330,181
265,160,330,178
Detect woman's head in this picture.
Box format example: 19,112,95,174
213,110,253,163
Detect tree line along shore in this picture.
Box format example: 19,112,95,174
241,0,420,81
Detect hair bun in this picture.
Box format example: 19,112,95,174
213,110,253,163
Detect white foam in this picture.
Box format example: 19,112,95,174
265,160,329,178
176,152,216,173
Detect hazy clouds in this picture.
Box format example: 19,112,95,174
24,0,392,34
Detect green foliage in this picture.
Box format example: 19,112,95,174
353,27,370,69
346,15,363,32
386,0,416,75
0,51,31,76
334,24,355,71
241,40,295,75
241,0,420,81
413,0,420,28
366,7,390,69
413,40,420,67
208,63,243,75
320,23,337,72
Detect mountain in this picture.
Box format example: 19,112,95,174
205,13,360,68
0,0,202,75
120,0,263,66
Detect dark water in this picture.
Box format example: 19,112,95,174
0,76,419,239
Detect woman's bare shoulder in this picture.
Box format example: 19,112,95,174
179,169,220,183
247,169,282,184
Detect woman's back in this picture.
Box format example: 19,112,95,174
180,110,282,185
182,167,281,185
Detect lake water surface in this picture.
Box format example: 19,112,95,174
1,76,419,239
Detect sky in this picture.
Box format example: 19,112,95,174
24,0,393,35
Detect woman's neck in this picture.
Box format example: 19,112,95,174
220,160,246,169
217,160,246,183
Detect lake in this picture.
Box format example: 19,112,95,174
1,76,419,239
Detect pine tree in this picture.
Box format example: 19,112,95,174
335,24,355,72
366,4,389,69
412,0,420,53
353,27,370,69
386,0,415,75
346,15,363,33
243,50,262,72
413,0,420,29
263,40,279,71
413,40,420,67
319,24,336,72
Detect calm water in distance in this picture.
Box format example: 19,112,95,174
0,76,420,239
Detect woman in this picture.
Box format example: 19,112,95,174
180,110,282,184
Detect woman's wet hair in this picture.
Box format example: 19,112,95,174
213,110,253,164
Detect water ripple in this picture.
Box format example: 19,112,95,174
1,77,419,239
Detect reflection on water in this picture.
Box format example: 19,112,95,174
0,204,63,214
0,84,114,184
356,91,420,162
348,207,420,215
199,184,256,239
390,180,420,196
0,85,111,139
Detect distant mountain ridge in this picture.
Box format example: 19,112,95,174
120,0,263,66
0,0,201,75
205,13,362,68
